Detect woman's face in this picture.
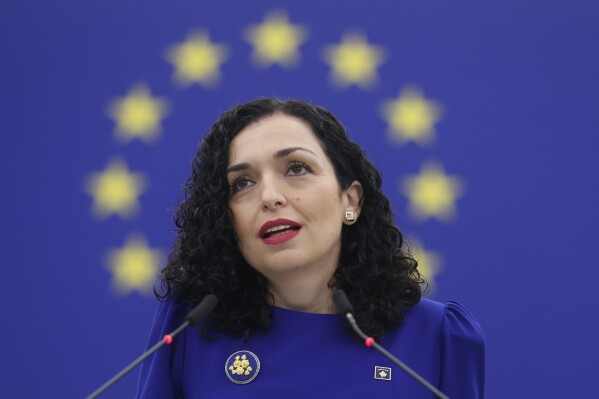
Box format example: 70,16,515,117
227,114,360,284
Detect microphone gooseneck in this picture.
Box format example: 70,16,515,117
333,289,450,399
86,294,218,399
186,294,218,325
332,289,354,316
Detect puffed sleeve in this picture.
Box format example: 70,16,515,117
136,300,188,399
439,301,486,399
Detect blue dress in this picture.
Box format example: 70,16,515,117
137,298,485,398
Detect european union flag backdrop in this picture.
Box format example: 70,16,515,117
2,1,598,397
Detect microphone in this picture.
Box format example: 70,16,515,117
186,294,218,325
333,290,450,399
86,294,218,399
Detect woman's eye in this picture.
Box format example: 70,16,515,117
287,162,311,176
230,177,254,193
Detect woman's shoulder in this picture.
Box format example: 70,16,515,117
406,297,446,319
403,298,485,344
144,298,201,344
151,298,192,325
397,298,486,397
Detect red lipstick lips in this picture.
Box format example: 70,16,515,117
259,218,301,245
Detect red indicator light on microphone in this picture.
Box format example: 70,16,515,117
163,335,173,345
365,337,375,347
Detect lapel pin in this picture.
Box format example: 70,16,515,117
225,350,260,384
374,366,392,381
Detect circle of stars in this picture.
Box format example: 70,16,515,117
84,9,467,297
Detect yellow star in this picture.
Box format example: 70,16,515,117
106,235,162,295
166,31,228,87
323,32,386,89
408,238,443,295
107,84,169,143
84,159,147,219
401,162,464,222
244,11,308,68
381,87,442,146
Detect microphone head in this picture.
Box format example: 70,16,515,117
333,289,354,316
185,294,218,325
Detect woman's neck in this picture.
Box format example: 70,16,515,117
267,277,335,314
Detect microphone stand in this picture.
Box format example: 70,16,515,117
345,312,450,399
86,294,217,399
86,322,189,399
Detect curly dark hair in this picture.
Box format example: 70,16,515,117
158,97,424,340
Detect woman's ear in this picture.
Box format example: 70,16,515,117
342,180,363,224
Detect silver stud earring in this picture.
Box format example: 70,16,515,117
345,211,355,221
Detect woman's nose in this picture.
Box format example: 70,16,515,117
260,176,287,211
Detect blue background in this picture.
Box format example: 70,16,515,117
1,1,598,397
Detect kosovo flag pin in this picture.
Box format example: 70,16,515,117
374,366,392,380
225,350,261,384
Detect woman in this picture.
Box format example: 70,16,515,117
137,98,485,398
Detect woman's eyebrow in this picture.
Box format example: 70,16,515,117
227,162,250,174
227,147,317,174
273,147,317,159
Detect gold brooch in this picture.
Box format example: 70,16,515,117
225,350,260,384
